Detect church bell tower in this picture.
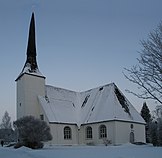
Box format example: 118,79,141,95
15,13,46,119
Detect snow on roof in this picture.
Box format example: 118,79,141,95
16,63,45,81
38,83,145,127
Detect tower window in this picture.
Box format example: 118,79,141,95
40,114,44,120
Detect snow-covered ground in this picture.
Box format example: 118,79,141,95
0,144,162,158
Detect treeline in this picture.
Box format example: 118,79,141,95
141,102,162,146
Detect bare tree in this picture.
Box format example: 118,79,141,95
0,111,12,129
0,111,15,144
124,23,162,104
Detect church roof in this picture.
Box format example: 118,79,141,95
38,83,145,127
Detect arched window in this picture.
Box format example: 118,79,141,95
99,125,107,139
86,126,93,139
64,126,72,140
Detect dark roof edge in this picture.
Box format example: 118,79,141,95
15,72,46,81
49,119,146,126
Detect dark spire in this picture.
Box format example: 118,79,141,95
25,12,38,72
16,13,45,81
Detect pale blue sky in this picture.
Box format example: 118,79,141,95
0,0,162,121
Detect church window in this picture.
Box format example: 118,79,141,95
64,126,72,140
86,126,93,139
99,125,107,139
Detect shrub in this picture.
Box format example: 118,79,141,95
14,116,52,149
103,138,112,146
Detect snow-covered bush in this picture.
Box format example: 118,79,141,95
14,116,52,149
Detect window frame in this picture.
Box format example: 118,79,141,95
64,126,72,140
86,126,93,139
99,125,107,139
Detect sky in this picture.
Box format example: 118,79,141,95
0,0,162,122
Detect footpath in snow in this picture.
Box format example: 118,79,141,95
0,144,162,158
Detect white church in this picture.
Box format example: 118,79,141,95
15,13,146,145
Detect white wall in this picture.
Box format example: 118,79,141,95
48,121,114,145
131,123,146,143
16,73,45,119
48,121,145,145
49,123,79,145
114,121,146,145
79,122,115,145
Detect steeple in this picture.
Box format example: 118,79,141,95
15,13,46,120
25,12,38,72
16,12,44,81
